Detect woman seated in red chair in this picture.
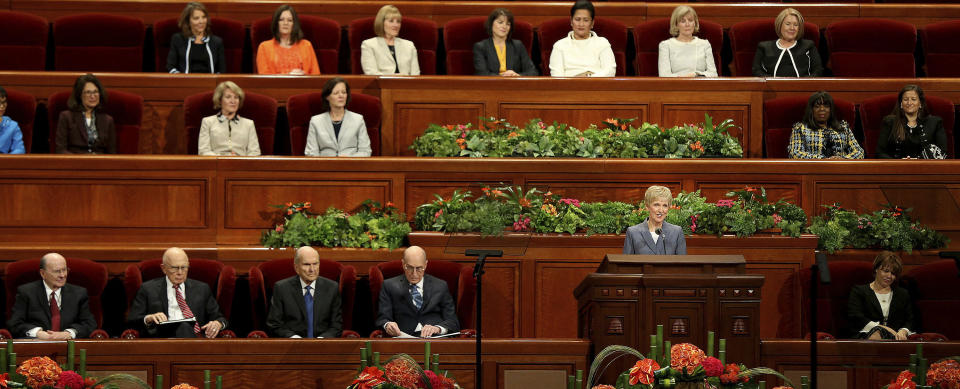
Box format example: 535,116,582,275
787,91,863,159
473,8,537,77
256,5,320,75
877,84,948,160
549,0,615,77
752,8,822,78
55,74,116,154
361,5,420,76
658,5,717,78
847,251,916,340
166,2,226,74
198,81,261,156
0,86,25,154
305,77,371,157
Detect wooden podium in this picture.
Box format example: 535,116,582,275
575,254,764,377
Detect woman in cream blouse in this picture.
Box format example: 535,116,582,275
549,0,616,77
360,5,420,75
198,81,261,156
658,6,717,77
305,77,372,157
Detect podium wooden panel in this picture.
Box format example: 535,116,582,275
575,254,764,379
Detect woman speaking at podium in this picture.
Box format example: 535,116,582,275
623,185,687,255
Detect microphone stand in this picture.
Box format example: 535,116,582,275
465,249,502,389
809,252,831,389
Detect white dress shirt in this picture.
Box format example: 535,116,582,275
549,31,617,77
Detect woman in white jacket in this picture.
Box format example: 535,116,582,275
360,5,420,75
549,0,616,77
657,5,717,77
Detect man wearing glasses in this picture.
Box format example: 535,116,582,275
266,246,343,338
7,253,96,338
127,247,227,338
376,246,459,338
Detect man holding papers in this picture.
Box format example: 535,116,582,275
376,246,459,338
126,247,227,338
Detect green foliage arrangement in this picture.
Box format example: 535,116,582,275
808,203,949,253
261,201,411,250
409,115,743,158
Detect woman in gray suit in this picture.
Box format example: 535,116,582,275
305,77,372,157
198,81,260,156
623,185,687,255
360,5,420,75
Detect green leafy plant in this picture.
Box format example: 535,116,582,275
808,203,948,253
261,200,411,249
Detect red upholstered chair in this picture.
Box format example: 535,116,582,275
763,95,856,158
251,15,341,74
247,258,358,337
53,14,145,71
3,257,109,339
0,11,48,70
796,261,875,339
154,16,246,73
286,91,382,156
537,17,629,76
442,16,534,75
368,260,476,338
902,260,958,340
182,90,277,155
826,19,916,77
349,17,438,74
859,93,955,158
121,258,237,338
921,20,960,77
47,89,144,154
633,18,723,77
729,18,820,76
4,88,36,153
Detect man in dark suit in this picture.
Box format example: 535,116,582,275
266,246,342,338
126,247,227,338
376,246,459,337
7,253,97,339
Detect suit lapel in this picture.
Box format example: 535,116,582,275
293,280,308,320
378,38,397,71
420,276,432,311
75,112,89,144
505,40,516,71
402,277,419,312
158,279,170,317
639,221,658,254
322,115,339,146
484,39,498,73
36,282,52,323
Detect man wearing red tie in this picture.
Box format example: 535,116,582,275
7,253,96,339
127,247,227,338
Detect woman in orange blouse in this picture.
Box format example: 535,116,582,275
256,4,320,75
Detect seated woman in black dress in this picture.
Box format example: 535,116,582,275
787,91,863,159
877,84,948,159
473,8,537,76
167,2,226,74
752,8,822,77
847,251,915,340
55,74,116,154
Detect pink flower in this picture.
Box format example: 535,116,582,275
772,213,783,225
434,209,443,219
702,357,723,377
716,199,735,208
537,121,545,129
559,198,581,208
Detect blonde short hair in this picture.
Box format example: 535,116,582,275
774,8,805,40
212,81,245,110
669,6,699,37
644,185,673,205
374,5,402,37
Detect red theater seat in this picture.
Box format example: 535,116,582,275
183,90,277,155
902,260,959,340
154,16,246,73
53,14,144,72
859,93,954,158
251,15,340,75
826,18,916,77
633,18,723,77
4,88,36,153
538,17,629,76
763,95,856,158
0,11,48,70
368,259,476,338
349,17,438,75
921,20,960,77
248,258,358,337
442,16,534,76
286,91,382,156
796,261,875,339
4,257,109,339
729,18,820,76
47,89,143,154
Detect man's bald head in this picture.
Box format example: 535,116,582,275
161,247,190,285
402,246,428,284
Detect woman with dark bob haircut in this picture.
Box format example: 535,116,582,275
304,77,371,157
55,73,116,154
473,8,537,76
847,251,915,340
787,91,863,159
166,2,226,74
255,4,320,75
877,84,948,159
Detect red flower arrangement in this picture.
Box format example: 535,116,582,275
927,360,960,388
719,363,750,384
887,370,917,389
16,356,61,389
56,370,85,389
384,358,420,389
591,385,616,389
628,358,660,385
349,367,387,389
702,357,723,377
670,343,706,375
169,385,199,389
424,370,457,389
